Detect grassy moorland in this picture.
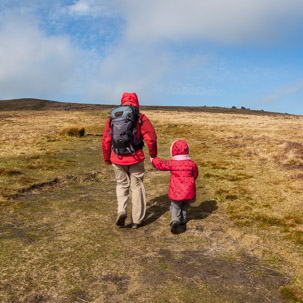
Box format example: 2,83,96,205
0,105,303,303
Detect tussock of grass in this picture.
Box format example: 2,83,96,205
225,194,239,200
204,172,220,179
226,172,253,181
0,167,23,176
280,285,303,303
254,214,303,229
17,175,38,185
197,160,228,169
24,153,75,171
0,186,15,199
286,231,303,245
254,214,288,227
59,126,85,137
203,171,252,182
290,173,303,179
215,188,229,195
234,219,253,227
26,158,70,170
284,215,303,225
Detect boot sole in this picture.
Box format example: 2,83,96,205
116,214,127,226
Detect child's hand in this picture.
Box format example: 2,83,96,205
150,157,154,163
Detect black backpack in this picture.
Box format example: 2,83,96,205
110,105,144,155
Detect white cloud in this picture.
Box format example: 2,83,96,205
254,80,303,105
61,0,303,45
69,0,90,15
0,15,80,100
1,0,302,107
67,0,111,17
81,0,303,104
86,42,175,104
86,41,216,104
109,0,303,45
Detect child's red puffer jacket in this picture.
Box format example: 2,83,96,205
152,140,198,201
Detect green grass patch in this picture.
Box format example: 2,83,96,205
26,157,73,170
254,214,299,229
234,219,254,227
281,285,303,303
286,231,303,245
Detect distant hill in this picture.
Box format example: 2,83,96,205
0,98,291,116
0,98,109,111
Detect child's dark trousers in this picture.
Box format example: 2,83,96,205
170,200,190,225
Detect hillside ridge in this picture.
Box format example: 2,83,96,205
0,97,294,116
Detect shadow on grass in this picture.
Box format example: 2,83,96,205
189,200,218,221
173,200,218,234
142,195,218,228
143,194,171,227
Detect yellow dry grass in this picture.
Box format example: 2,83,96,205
148,110,303,296
59,125,85,137
1,108,303,301
0,111,107,158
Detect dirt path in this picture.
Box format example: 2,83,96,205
0,167,289,303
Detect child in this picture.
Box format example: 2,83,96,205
151,140,198,233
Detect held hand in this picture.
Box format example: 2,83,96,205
150,157,154,163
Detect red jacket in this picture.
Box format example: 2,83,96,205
102,92,157,165
152,140,198,201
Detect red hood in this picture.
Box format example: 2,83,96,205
170,140,189,156
121,92,139,107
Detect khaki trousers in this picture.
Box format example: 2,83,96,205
112,161,146,224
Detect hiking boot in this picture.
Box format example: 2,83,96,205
116,213,127,227
179,223,187,232
180,219,188,226
170,221,179,234
132,223,141,229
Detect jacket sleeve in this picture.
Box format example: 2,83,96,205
102,118,112,163
152,157,171,171
193,162,199,180
140,113,157,158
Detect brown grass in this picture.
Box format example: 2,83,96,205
148,109,303,299
1,108,303,302
59,125,85,137
281,285,303,303
0,167,23,176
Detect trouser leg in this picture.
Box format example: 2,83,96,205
170,200,182,225
129,161,146,224
181,200,190,224
112,164,130,215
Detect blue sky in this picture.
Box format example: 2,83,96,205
0,0,302,114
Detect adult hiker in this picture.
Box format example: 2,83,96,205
102,92,157,229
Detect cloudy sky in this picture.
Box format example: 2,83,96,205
0,0,302,114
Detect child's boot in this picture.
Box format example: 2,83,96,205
170,221,179,234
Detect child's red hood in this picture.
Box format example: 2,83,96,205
170,140,189,157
